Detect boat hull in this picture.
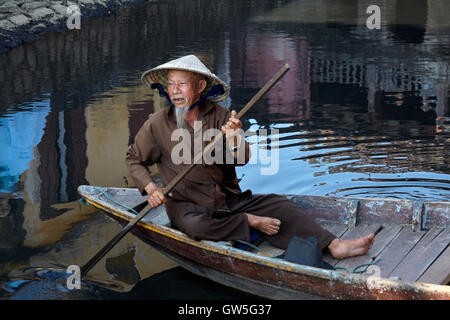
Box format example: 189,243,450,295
107,210,450,300
78,186,450,300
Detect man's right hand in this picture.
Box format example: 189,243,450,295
144,182,167,208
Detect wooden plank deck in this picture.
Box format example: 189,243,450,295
389,227,450,282
317,222,450,285
363,226,426,278
418,244,450,285
257,241,285,257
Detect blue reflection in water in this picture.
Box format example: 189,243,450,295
237,120,450,200
0,96,51,195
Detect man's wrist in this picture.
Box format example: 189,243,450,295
144,182,158,195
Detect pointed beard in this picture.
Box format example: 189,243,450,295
175,106,190,129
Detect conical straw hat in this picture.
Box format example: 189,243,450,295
141,55,229,102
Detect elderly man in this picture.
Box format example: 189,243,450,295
126,55,374,260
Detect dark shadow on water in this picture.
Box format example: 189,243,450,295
102,267,261,300
2,267,260,300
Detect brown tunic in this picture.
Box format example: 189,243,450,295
125,100,336,250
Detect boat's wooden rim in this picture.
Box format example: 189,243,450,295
78,185,450,296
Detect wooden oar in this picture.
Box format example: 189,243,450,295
80,63,290,279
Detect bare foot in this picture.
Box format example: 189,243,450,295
328,234,375,260
245,213,280,236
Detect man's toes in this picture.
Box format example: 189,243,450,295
271,221,280,234
366,234,375,248
266,224,280,236
271,219,281,228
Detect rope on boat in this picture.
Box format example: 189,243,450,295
334,258,382,274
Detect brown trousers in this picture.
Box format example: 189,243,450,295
172,190,337,251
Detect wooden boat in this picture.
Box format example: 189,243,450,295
78,185,450,300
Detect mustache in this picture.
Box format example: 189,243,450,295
171,95,189,104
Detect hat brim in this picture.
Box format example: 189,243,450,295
141,66,229,103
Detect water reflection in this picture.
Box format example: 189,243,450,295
0,0,449,298
0,97,50,196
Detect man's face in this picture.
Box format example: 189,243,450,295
167,70,205,108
